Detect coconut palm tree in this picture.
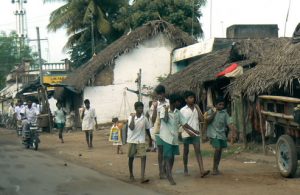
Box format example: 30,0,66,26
44,0,128,67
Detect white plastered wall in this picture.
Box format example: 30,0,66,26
84,34,177,123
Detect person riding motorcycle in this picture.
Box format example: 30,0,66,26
20,100,40,137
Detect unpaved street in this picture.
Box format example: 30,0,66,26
0,130,158,195
1,128,300,195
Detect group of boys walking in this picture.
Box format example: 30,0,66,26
126,85,236,185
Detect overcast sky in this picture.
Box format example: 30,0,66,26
0,0,299,62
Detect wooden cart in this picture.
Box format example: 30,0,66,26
258,95,300,177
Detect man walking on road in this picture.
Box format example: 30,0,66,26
80,99,97,149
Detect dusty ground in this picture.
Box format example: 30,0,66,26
0,136,158,195
2,127,300,195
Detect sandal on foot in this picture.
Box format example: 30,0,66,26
168,179,176,185
141,179,150,184
200,170,210,178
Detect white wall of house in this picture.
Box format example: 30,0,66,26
84,34,177,123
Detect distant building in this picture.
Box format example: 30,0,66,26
226,24,278,39
0,59,70,114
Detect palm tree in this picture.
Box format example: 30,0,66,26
44,0,128,67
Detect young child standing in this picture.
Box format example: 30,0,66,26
127,102,150,183
160,93,199,185
180,91,210,177
54,102,66,143
206,98,236,175
111,117,123,154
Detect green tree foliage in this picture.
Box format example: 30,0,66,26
46,0,206,68
0,31,37,89
45,0,128,68
114,0,206,38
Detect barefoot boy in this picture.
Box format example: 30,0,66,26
151,85,169,179
127,102,150,183
206,98,236,175
180,91,210,177
160,93,199,185
54,102,66,143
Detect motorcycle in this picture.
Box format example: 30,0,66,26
22,122,40,150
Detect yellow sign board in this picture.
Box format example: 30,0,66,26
43,75,67,90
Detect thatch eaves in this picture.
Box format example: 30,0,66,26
162,49,234,97
162,38,300,98
229,37,300,96
55,20,196,99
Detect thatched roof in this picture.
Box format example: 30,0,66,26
162,48,238,97
55,20,196,99
229,37,300,96
163,37,300,98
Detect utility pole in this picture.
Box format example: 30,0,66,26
137,69,142,102
36,27,43,85
12,0,28,54
210,0,213,38
284,0,292,37
91,13,95,56
36,27,52,132
191,0,194,37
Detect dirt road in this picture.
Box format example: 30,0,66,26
1,128,299,195
0,132,159,195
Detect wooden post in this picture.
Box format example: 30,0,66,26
258,99,266,154
240,95,247,148
137,69,142,102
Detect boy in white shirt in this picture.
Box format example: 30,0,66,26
127,102,150,183
151,85,169,179
180,91,210,178
54,102,66,143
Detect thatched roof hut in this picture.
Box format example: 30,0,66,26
161,43,253,98
162,37,300,99
229,37,300,96
55,20,195,99
162,49,232,96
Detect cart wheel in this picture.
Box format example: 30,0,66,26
276,135,298,178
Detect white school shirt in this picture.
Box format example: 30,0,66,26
180,105,200,138
150,99,170,119
149,99,169,131
81,108,96,131
15,105,23,120
54,108,66,123
127,115,150,144
8,106,15,117
21,106,40,123
160,108,187,145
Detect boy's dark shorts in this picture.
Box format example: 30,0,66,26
155,134,163,146
161,139,179,159
128,143,146,158
210,138,227,149
56,123,65,129
182,136,200,145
